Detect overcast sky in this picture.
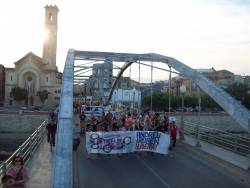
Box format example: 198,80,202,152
0,0,250,82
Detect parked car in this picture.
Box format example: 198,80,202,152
21,106,28,110
30,106,41,111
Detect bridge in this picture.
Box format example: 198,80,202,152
0,50,250,188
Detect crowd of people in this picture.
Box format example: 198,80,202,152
1,104,179,187
46,104,179,152
77,104,178,150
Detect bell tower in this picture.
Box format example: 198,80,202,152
43,5,59,70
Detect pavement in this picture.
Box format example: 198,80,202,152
75,136,250,188
26,138,53,188
183,135,250,170
23,132,250,188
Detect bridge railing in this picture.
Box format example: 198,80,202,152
0,120,47,182
183,120,250,156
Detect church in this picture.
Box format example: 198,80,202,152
4,5,62,107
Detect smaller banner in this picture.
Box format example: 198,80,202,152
86,131,170,154
169,116,176,123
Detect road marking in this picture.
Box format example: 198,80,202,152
136,155,171,188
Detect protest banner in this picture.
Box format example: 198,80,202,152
86,131,170,154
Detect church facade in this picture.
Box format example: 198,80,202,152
4,5,62,107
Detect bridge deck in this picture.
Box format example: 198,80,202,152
26,138,52,188
75,137,250,188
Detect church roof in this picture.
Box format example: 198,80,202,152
14,52,44,65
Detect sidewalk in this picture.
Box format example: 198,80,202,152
183,135,250,170
26,138,53,188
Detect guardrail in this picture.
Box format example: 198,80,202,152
182,120,250,157
0,120,47,183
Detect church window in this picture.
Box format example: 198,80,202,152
49,13,53,21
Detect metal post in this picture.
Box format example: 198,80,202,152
248,118,250,133
114,91,117,110
2,161,7,175
168,66,171,115
179,84,186,141
133,90,135,114
150,62,153,114
181,94,184,131
138,61,141,113
196,86,201,147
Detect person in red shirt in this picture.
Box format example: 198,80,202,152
170,121,177,148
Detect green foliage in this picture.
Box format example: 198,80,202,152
243,93,250,109
142,83,250,111
225,83,248,101
37,90,49,104
142,92,220,111
10,87,28,101
225,83,250,109
200,94,220,109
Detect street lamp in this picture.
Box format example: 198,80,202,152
132,88,136,114
196,86,201,147
180,84,186,140
114,90,117,110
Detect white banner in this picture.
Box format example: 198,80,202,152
86,131,170,154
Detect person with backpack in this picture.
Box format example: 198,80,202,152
6,156,29,188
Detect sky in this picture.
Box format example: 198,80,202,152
0,0,250,82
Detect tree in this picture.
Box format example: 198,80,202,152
37,90,49,104
243,93,250,109
225,83,250,109
10,87,28,101
225,83,248,101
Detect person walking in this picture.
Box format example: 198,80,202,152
6,156,29,188
170,121,177,149
73,123,81,151
143,111,151,131
46,120,57,147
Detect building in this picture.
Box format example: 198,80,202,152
0,64,5,106
88,60,113,103
111,88,141,109
4,5,62,107
116,77,131,89
171,68,241,96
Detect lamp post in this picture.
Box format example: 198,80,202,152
114,90,117,110
180,84,186,140
132,88,136,114
196,86,201,147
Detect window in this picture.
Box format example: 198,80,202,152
46,77,48,82
49,13,53,21
55,90,57,94
10,75,12,81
